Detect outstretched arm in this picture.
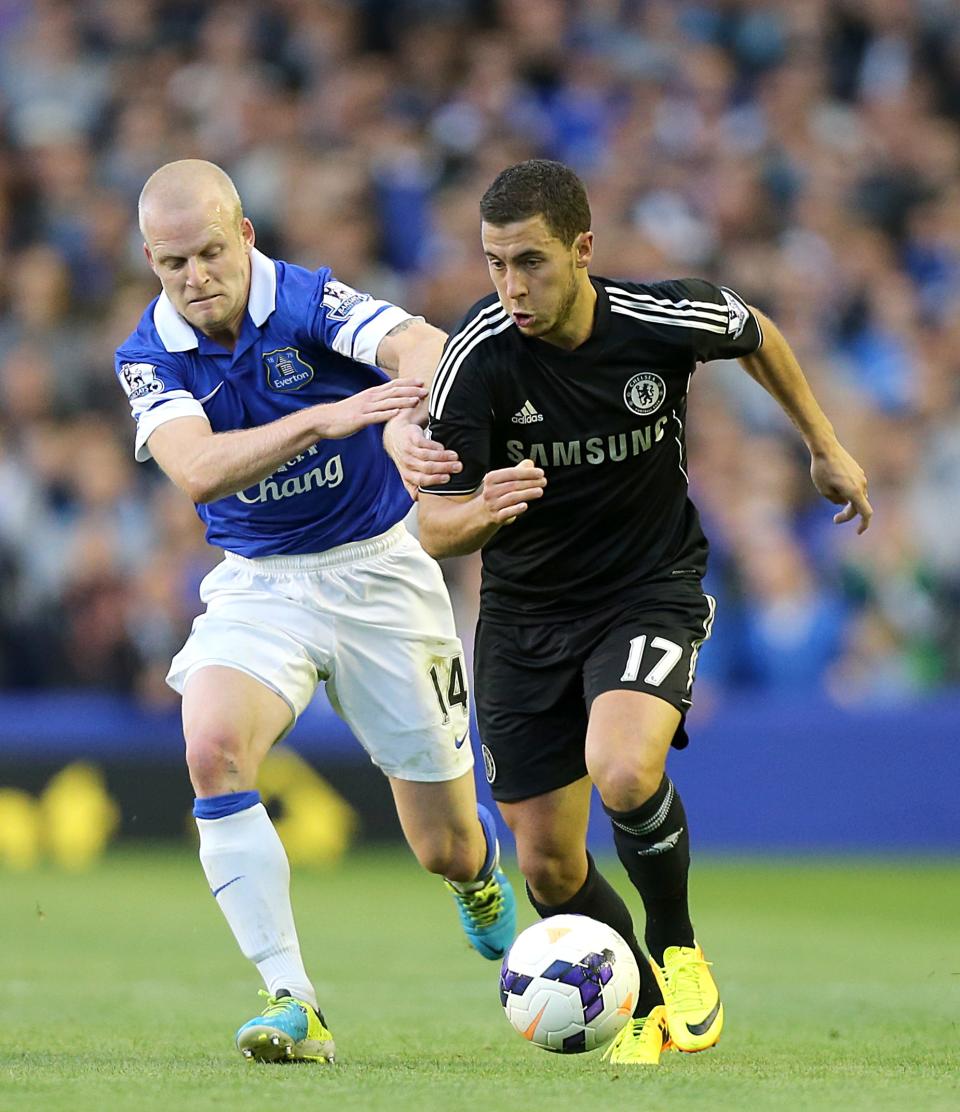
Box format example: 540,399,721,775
147,377,426,504
417,460,547,558
740,308,873,534
377,318,463,494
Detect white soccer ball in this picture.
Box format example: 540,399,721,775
499,914,640,1053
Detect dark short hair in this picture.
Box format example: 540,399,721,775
480,160,591,246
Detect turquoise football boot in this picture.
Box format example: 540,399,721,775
445,804,516,960
235,989,335,1063
445,862,517,960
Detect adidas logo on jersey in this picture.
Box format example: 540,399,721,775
511,400,544,424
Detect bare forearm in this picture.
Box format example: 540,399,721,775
379,320,448,474
379,320,446,437
418,494,501,558
739,309,873,532
180,409,326,502
377,319,446,385
151,379,426,503
739,310,836,454
419,460,546,555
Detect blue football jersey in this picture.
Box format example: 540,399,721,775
115,249,414,556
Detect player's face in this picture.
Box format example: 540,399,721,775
482,215,593,347
144,200,254,344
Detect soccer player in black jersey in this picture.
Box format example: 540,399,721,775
417,160,872,1065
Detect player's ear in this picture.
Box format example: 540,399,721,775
241,217,256,251
143,243,158,274
574,231,593,268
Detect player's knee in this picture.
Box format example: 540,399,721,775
413,842,460,878
184,727,253,795
410,828,479,880
591,758,662,813
517,848,583,905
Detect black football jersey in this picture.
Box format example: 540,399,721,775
423,277,762,622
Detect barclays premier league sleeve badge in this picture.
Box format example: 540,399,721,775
720,287,750,339
119,362,164,401
321,280,370,321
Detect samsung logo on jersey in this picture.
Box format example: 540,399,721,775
236,454,344,504
506,416,669,468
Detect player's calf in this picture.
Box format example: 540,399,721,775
445,803,517,959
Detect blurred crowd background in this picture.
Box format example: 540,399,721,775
1,0,959,708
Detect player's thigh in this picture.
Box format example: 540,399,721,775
474,618,589,804
181,665,295,778
168,558,324,725
325,537,473,782
583,591,716,742
584,689,679,805
498,777,594,892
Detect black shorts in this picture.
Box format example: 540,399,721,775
474,584,716,802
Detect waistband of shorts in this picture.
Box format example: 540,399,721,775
224,523,408,572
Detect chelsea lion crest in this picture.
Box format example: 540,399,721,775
623,371,666,416
263,347,314,392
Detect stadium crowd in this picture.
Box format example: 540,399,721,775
0,0,958,705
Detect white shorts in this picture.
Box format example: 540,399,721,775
167,524,473,782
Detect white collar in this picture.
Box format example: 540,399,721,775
152,247,277,352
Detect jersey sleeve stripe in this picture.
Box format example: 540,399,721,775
431,315,513,418
431,303,507,404
133,397,208,462
431,304,511,418
329,302,411,365
128,388,197,416
608,295,728,324
610,304,727,335
347,302,393,359
605,286,729,319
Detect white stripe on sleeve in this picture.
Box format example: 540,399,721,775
134,398,208,462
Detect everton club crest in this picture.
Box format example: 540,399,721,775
263,347,314,392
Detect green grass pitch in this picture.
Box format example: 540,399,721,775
2,848,958,1112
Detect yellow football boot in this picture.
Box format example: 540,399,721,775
601,1005,672,1065
651,943,723,1052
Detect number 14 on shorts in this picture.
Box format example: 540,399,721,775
620,635,683,686
429,653,468,724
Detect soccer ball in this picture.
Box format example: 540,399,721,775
499,914,640,1053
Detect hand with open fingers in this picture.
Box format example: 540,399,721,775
318,379,427,439
481,458,546,525
385,422,463,498
810,445,873,535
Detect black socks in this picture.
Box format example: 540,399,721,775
604,776,695,964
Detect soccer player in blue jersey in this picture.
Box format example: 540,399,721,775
115,159,515,1063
